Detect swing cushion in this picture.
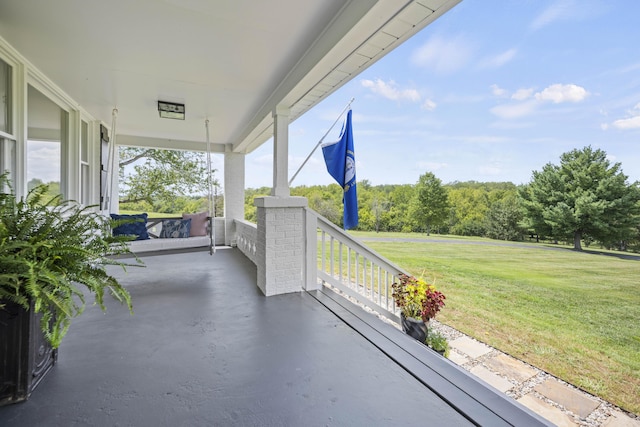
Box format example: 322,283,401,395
110,213,150,241
182,211,209,237
159,219,192,238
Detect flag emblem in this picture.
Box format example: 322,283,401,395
322,110,358,229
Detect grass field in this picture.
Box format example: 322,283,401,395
351,231,640,415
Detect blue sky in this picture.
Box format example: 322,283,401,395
244,0,640,189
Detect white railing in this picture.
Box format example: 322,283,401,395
235,219,258,265
309,209,406,322
236,208,405,322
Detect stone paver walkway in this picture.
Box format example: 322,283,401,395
331,285,639,427
444,330,640,427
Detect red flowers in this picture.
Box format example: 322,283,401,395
392,273,446,323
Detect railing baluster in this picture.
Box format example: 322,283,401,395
321,231,326,278
377,265,382,306
355,253,360,293
329,236,334,280
370,261,374,299
384,270,389,310
338,243,343,285
347,247,351,289
312,210,404,323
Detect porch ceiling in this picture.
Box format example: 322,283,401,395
0,0,459,153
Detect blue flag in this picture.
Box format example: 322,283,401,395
322,110,358,229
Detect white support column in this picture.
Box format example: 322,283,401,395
255,196,307,296
271,105,290,197
224,150,245,246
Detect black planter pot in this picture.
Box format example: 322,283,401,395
400,313,428,343
0,300,57,406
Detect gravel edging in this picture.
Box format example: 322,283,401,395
324,284,639,427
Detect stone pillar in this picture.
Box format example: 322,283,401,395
224,151,245,246
255,196,307,296
271,106,290,197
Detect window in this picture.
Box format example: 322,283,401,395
80,120,90,204
0,138,15,185
27,85,68,198
0,57,11,135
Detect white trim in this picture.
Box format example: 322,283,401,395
116,134,226,153
0,35,102,199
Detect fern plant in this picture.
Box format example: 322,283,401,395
0,174,140,348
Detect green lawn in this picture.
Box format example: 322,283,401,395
352,231,640,415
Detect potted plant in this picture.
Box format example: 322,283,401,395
426,330,450,358
391,273,446,343
0,174,139,405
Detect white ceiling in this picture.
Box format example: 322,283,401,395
0,0,460,153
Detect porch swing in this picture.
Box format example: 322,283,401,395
103,109,216,255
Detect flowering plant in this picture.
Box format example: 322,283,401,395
391,273,446,323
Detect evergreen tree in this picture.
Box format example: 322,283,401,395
520,146,640,250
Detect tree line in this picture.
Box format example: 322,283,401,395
246,146,640,252
115,145,640,252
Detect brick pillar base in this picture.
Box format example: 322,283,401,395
255,196,307,296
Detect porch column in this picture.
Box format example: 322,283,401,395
271,105,290,197
255,196,307,296
224,150,245,246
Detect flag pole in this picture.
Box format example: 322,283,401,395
288,97,355,186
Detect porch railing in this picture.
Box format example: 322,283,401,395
233,209,406,322
235,219,258,265
308,208,405,323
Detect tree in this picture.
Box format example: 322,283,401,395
119,147,217,211
520,146,640,250
485,198,524,241
410,172,450,235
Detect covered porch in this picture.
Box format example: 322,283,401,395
0,249,547,426
0,1,550,425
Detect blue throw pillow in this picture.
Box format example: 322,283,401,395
160,219,191,238
110,213,150,241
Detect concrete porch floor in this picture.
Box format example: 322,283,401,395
0,248,549,426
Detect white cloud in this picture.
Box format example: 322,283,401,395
422,99,437,111
530,0,604,31
410,35,473,73
489,84,588,120
491,84,508,97
478,48,517,69
253,153,273,166
417,161,448,171
534,84,589,103
612,115,640,130
512,88,534,101
602,101,640,130
530,0,573,30
27,141,60,184
478,165,502,176
361,79,420,102
490,100,538,120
